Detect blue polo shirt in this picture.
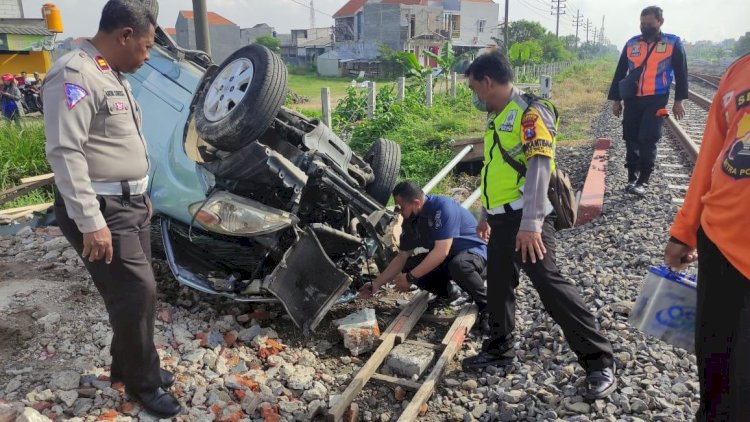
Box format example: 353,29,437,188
399,195,487,259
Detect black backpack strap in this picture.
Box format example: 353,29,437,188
492,129,527,177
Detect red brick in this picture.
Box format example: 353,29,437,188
224,330,239,347
98,409,119,421
31,401,53,412
111,382,125,395
247,310,271,321
195,331,208,347
394,386,406,401
260,403,280,422
157,308,173,323
419,403,429,416
344,403,359,422
576,138,611,226
120,401,139,416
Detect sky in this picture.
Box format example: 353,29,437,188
22,0,750,47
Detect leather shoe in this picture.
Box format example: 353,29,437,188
111,368,175,388
585,364,617,399
126,387,181,419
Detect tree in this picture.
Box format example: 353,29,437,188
508,20,547,46
540,33,574,62
422,41,473,77
735,33,750,57
561,34,578,51
254,35,280,54
508,40,543,66
394,52,432,80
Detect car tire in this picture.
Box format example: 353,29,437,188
364,138,401,205
194,44,288,152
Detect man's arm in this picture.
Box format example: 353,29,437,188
520,155,552,233
43,58,106,233
607,46,629,101
409,239,453,278
372,251,411,291
672,38,689,101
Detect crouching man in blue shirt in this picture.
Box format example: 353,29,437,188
361,180,490,334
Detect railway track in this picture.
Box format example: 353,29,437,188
663,72,722,204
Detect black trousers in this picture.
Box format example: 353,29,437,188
54,190,162,393
486,209,614,370
695,228,750,421
404,250,487,311
622,94,669,174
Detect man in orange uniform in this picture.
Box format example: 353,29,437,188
608,6,688,195
664,53,750,420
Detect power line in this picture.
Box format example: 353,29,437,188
551,0,566,37
571,9,582,49
287,0,333,18
517,0,557,23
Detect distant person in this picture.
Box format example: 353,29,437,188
1,74,24,122
360,181,490,334
15,71,27,87
607,6,688,195
43,0,180,418
462,50,617,399
664,53,750,420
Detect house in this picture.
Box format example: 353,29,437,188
241,23,275,45
175,10,240,63
279,27,333,66
332,0,499,74
0,0,59,75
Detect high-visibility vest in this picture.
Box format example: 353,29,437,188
481,93,558,210
625,33,682,97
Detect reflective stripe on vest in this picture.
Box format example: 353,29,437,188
481,94,558,210
625,33,679,97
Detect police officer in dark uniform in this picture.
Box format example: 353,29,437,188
44,1,180,417
361,180,490,333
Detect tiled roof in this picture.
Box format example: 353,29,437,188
164,27,176,35
0,19,52,36
333,0,367,18
178,11,236,26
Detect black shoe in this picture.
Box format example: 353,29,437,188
585,365,617,399
631,184,646,196
463,336,515,369
472,311,491,336
126,387,182,419
112,368,175,388
429,285,464,309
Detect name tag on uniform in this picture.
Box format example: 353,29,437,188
656,42,667,53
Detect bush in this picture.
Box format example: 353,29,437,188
332,82,483,188
0,119,53,209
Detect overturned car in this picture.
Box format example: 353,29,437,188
129,27,401,333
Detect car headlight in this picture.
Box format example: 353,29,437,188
188,191,297,236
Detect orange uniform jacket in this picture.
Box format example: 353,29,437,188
670,53,750,278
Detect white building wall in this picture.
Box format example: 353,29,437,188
0,0,23,18
455,1,499,47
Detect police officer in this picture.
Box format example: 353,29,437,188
608,6,688,195
463,51,617,399
43,1,180,418
360,181,490,333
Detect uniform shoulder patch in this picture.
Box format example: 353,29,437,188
95,56,110,72
64,83,88,110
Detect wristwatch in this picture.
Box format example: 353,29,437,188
405,271,417,284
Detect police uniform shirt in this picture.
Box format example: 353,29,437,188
44,40,149,233
399,195,487,259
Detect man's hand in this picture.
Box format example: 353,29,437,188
394,273,412,293
515,230,546,264
612,101,623,118
664,239,697,271
476,219,491,243
673,100,685,120
81,226,113,264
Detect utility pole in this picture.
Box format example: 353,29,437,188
599,15,605,44
310,0,316,28
572,9,582,50
551,0,566,37
593,27,598,46
503,0,509,52
584,18,591,44
192,0,211,57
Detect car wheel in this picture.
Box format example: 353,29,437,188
364,138,401,206
194,44,288,152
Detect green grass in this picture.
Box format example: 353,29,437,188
552,60,617,143
0,119,53,210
